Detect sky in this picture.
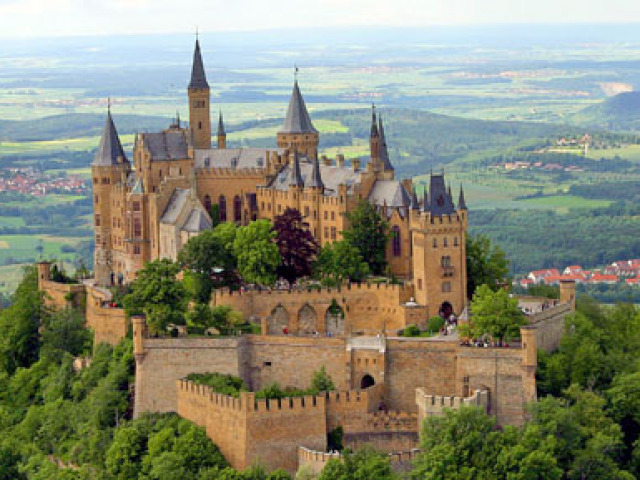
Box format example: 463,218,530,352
0,0,639,38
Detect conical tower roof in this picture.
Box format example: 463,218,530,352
189,39,209,90
306,153,324,189
288,150,305,187
217,111,226,136
279,80,317,134
378,115,394,171
93,108,128,166
411,187,419,210
370,104,379,137
458,186,467,210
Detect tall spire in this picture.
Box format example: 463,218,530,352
458,185,467,210
279,78,317,134
189,38,209,90
288,150,304,187
92,107,128,166
378,114,394,171
306,153,324,190
217,111,225,136
411,187,419,210
370,104,379,137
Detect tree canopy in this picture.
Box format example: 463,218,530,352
233,220,281,286
343,201,389,275
314,240,370,285
466,233,509,298
466,284,526,342
122,259,188,335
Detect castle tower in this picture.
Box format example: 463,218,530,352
369,104,380,166
217,111,226,149
92,106,130,286
277,76,318,158
188,38,212,150
410,173,467,318
378,115,394,178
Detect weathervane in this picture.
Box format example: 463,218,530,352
294,64,299,82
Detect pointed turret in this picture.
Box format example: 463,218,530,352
370,104,379,137
458,186,467,210
369,104,380,163
188,38,211,150
421,188,430,212
429,174,456,216
93,108,128,166
411,187,420,210
280,80,317,134
189,39,209,90
378,114,394,172
277,75,319,158
288,150,304,187
217,111,226,149
306,153,324,190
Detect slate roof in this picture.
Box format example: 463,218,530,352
160,188,190,225
268,158,360,195
189,39,209,90
288,151,304,187
428,174,456,216
182,208,212,232
378,116,394,171
140,131,189,161
458,186,467,210
93,111,128,166
279,81,317,134
306,155,324,189
217,111,225,136
194,148,285,169
367,180,411,208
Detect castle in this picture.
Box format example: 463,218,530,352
34,38,579,475
92,38,468,319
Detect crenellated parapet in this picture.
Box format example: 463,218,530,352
415,388,489,426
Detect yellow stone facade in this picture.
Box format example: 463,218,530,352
91,39,468,318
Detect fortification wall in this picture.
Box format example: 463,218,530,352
344,431,419,454
527,303,572,353
85,286,129,346
415,388,489,428
177,381,327,473
212,283,419,335
40,279,85,310
135,337,247,416
297,446,421,476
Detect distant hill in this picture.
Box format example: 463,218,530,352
0,113,173,142
572,91,640,131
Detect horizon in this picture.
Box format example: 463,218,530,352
1,0,640,39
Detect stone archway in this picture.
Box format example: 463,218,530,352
439,301,453,319
298,304,318,335
325,300,345,336
360,374,375,389
268,304,289,335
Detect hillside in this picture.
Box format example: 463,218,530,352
571,91,640,131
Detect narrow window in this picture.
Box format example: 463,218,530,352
219,196,227,221
392,226,401,257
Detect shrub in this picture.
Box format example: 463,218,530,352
403,324,421,337
427,316,445,333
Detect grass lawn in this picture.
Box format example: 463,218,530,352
0,234,86,265
515,195,613,213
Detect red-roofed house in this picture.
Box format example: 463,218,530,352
589,274,619,285
563,266,583,275
528,269,560,284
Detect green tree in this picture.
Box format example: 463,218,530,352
466,234,509,298
233,220,281,286
343,201,388,275
315,240,370,286
310,366,335,394
40,307,91,359
0,265,44,374
319,446,395,480
467,284,525,342
122,259,188,335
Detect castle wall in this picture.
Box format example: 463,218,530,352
85,286,130,346
527,303,571,353
297,446,421,476
415,388,489,429
213,283,421,336
135,337,247,416
177,381,326,473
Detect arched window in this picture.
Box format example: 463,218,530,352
219,195,227,222
392,226,401,256
234,195,242,223
204,194,211,212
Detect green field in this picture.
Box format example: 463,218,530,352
515,195,613,213
0,234,86,265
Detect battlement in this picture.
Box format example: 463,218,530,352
216,281,410,299
196,167,265,177
298,446,421,475
415,388,489,419
178,379,326,414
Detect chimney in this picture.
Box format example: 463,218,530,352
351,158,361,172
336,154,345,168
